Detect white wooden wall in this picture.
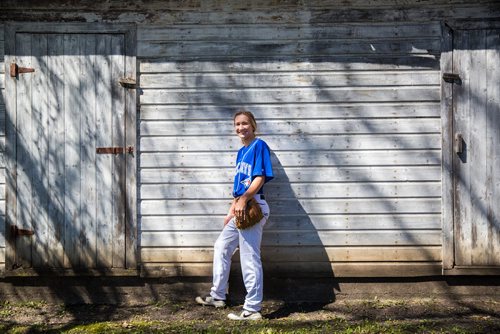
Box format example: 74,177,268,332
137,20,443,277
0,24,5,268
0,1,497,277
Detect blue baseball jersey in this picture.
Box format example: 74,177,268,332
232,138,274,197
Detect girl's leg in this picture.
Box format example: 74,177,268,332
238,199,270,312
210,219,239,300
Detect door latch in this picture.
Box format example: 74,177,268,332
96,146,134,154
442,72,461,84
10,63,35,77
455,133,463,154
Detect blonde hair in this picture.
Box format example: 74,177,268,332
233,109,257,132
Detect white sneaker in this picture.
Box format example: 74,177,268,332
227,309,262,320
195,296,226,308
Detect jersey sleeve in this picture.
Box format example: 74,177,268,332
252,140,274,183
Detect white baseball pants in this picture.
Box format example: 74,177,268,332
210,195,270,312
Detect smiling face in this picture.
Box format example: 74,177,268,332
234,114,256,144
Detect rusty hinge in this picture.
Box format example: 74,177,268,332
96,146,134,154
11,225,34,237
10,63,35,77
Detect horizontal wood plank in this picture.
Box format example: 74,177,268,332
139,103,441,120
140,182,441,200
138,39,441,58
140,262,442,277
140,134,441,152
135,6,498,25
138,23,441,41
141,230,442,247
141,198,441,215
140,71,440,89
140,150,441,168
140,56,440,72
0,1,493,11
141,246,442,263
140,119,440,136
140,166,442,184
141,213,442,231
141,86,440,104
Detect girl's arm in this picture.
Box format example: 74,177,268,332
234,176,265,222
224,198,237,225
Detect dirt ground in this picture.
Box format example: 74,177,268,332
0,296,499,333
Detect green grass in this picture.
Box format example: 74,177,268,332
0,318,497,334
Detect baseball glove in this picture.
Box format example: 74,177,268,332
234,197,264,229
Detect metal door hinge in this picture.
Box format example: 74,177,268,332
96,146,134,155
11,225,34,237
119,77,136,88
10,63,35,77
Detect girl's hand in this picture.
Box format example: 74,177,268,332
234,198,247,222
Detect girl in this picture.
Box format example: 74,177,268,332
196,109,274,320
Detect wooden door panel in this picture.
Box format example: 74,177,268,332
453,29,500,267
11,32,127,270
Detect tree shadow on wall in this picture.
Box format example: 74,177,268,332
261,151,338,317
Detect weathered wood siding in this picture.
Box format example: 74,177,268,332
138,20,443,277
0,0,498,276
0,24,5,267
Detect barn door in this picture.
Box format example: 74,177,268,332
452,29,500,268
5,29,137,274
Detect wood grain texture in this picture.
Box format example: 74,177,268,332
15,33,34,268
4,28,133,272
141,214,442,231
136,17,445,277
140,166,441,184
30,34,50,268
138,23,441,41
141,246,442,263
0,24,5,254
0,11,469,276
139,103,441,121
140,150,441,168
140,57,440,73
140,182,441,200
138,38,441,59
140,86,440,104
140,119,440,136
1,3,499,26
141,198,441,215
141,230,442,248
4,24,17,270
453,29,500,267
46,34,66,268
440,23,454,270
485,30,500,266
140,263,442,278
140,71,440,89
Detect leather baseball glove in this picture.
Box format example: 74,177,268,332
234,197,264,229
